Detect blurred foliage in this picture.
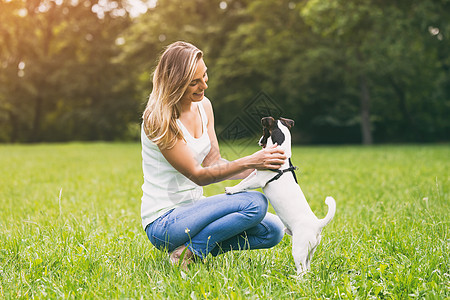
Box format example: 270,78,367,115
0,0,449,143
0,0,137,142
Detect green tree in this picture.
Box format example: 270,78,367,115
0,0,135,142
213,0,357,143
124,0,449,144
119,0,250,112
300,0,450,143
2,0,447,143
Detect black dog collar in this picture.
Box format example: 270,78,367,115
267,158,298,184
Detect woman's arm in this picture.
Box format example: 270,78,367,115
200,98,221,167
160,139,285,186
160,98,285,186
209,158,255,180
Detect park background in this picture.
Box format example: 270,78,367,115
1,0,449,145
1,1,449,298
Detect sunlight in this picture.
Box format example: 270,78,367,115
115,37,126,46
17,8,27,17
126,0,157,17
18,61,25,70
428,26,439,36
18,61,25,77
90,0,158,18
219,1,227,10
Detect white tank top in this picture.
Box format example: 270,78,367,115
140,99,211,229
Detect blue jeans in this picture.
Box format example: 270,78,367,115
145,191,284,259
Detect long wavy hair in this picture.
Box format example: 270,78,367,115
142,41,203,149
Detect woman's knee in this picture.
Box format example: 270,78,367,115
264,213,285,247
245,191,268,216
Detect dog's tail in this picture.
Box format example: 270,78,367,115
318,196,336,229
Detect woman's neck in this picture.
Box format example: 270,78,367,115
179,100,192,113
179,99,195,115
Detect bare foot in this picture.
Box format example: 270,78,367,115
169,245,194,271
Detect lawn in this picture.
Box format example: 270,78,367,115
0,143,448,299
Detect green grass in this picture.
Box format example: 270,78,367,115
0,143,448,299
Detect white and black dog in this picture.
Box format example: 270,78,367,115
225,117,336,276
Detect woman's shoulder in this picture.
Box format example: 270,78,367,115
201,96,212,108
201,97,213,117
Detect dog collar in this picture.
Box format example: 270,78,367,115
267,158,298,184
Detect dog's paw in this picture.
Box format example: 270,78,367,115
225,187,236,194
292,272,307,281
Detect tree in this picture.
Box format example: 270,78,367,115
300,0,450,143
1,0,448,143
119,0,253,128
0,0,135,142
300,0,382,144
123,0,449,144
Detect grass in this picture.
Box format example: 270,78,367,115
0,142,448,299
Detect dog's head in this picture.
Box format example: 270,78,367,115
258,117,294,156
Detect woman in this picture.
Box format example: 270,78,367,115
141,41,286,269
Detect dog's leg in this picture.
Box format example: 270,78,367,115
225,170,270,194
305,234,321,271
292,233,319,277
292,236,309,277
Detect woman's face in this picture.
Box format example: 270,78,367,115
181,58,208,103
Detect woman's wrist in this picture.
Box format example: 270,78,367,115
235,155,253,170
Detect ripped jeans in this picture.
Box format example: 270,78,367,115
145,191,284,259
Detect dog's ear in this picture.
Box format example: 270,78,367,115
279,117,294,129
261,117,276,129
259,127,270,148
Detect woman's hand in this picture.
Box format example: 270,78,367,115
246,144,286,170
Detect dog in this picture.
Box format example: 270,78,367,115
225,117,336,276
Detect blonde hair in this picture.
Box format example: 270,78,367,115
143,41,203,149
